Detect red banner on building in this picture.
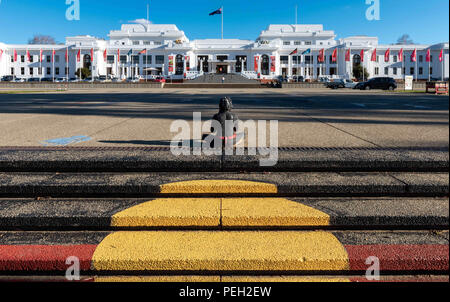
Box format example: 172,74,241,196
270,56,276,72
168,55,174,72
332,49,338,63
371,48,377,62
426,49,431,62
384,48,390,62
411,49,417,62
318,49,325,63
439,49,444,62
254,56,259,72
398,48,403,62
345,49,351,62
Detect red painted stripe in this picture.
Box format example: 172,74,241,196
345,244,449,272
0,245,97,271
349,276,450,282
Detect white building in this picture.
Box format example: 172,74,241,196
0,22,448,81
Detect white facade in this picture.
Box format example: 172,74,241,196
0,22,448,81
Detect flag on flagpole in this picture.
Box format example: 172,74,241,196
398,48,403,62
39,49,43,62
127,49,132,56
439,49,444,62
426,49,431,62
13,49,17,62
51,49,56,62
289,48,298,56
76,49,81,62
360,49,365,62
65,48,69,62
0,49,3,61
371,49,377,62
318,49,325,63
345,49,351,62
138,49,147,55
103,49,107,62
26,50,31,62
411,49,417,62
209,8,222,15
90,48,94,62
301,49,311,55
331,49,338,63
384,48,390,62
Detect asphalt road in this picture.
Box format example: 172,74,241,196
0,89,448,148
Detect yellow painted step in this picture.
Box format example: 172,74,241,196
91,231,349,272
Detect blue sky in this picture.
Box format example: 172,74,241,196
0,0,448,44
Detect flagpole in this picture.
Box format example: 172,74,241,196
52,50,55,82
221,7,224,40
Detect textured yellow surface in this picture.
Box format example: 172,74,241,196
91,231,349,271
222,198,330,226
94,276,350,282
111,198,221,227
159,180,278,194
95,276,220,282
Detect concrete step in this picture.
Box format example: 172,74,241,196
0,231,447,274
0,197,447,230
1,147,447,172
0,172,447,198
164,83,263,88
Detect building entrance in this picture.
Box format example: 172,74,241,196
216,65,228,74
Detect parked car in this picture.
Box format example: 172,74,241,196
98,75,111,82
326,79,345,89
353,82,364,89
359,77,397,90
12,78,26,83
27,77,41,82
153,76,166,83
344,79,357,89
1,75,14,82
40,78,53,82
126,77,140,83
319,77,331,83
54,78,68,83
292,75,304,82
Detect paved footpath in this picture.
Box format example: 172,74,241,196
0,147,447,282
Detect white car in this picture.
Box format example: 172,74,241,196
54,78,68,83
344,79,357,89
12,78,25,83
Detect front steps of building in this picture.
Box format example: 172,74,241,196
0,147,448,282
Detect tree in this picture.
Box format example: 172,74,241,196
75,68,91,79
396,34,414,45
28,35,57,45
353,64,369,81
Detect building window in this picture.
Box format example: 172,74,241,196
21,55,25,63
329,55,334,64
154,41,162,45
65,67,69,75
55,67,60,75
144,55,152,64
11,56,14,63
293,56,298,64
30,56,34,63
305,41,312,45
393,67,397,75
133,41,140,45
55,55,59,63
384,67,389,75
419,67,423,75
38,68,42,75
410,67,414,75
107,55,115,64
143,41,151,45
21,67,25,75
11,68,14,75
376,55,380,63
430,55,433,62
393,55,398,62
155,55,164,64
131,55,140,64
430,67,433,74
120,55,127,63
29,68,34,75
261,55,270,75
280,56,288,64
47,56,51,63
305,55,312,64
283,41,291,46
47,67,51,75
294,41,301,45
419,55,423,62
374,67,379,75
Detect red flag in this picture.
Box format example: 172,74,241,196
138,49,147,55
103,49,107,62
426,49,431,62
65,48,69,62
26,50,31,62
398,48,403,62
117,49,120,62
76,49,81,62
13,49,17,62
439,49,444,62
371,49,377,62
51,49,56,62
384,48,390,62
39,49,43,62
90,48,94,62
360,49,365,62
331,48,338,63
345,49,351,62
289,48,298,55
411,49,417,62
318,49,325,63
0,49,3,61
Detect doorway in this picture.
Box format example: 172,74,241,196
216,65,228,74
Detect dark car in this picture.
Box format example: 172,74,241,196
359,77,397,90
353,82,365,89
1,75,14,82
292,75,304,82
40,78,53,82
27,78,41,82
326,79,345,89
